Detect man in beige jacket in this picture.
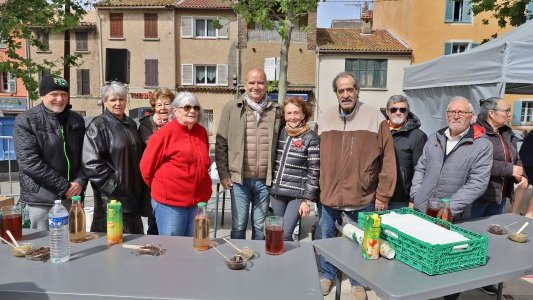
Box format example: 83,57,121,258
215,69,281,240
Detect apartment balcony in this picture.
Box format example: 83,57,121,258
247,30,307,43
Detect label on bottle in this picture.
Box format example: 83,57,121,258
49,216,68,228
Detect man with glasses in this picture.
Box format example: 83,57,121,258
386,95,427,209
411,96,493,225
14,75,86,229
215,68,281,240
316,72,397,300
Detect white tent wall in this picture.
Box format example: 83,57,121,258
404,83,504,135
402,20,533,135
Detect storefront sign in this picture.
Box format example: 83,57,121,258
0,97,27,111
130,92,153,100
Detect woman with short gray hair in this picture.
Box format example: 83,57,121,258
472,97,527,218
83,82,146,233
140,91,212,236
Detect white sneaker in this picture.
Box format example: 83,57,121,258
351,286,368,300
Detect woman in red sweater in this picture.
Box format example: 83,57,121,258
140,92,212,236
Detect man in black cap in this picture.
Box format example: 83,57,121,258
14,74,87,229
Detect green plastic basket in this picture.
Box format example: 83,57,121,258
358,208,488,275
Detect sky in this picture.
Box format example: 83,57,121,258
317,0,363,28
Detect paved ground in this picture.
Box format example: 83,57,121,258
3,176,533,299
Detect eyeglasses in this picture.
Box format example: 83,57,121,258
180,105,201,112
336,87,356,94
491,108,511,114
388,107,408,114
446,111,473,117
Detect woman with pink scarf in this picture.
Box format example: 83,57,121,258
138,87,175,234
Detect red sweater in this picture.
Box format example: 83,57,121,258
140,120,212,208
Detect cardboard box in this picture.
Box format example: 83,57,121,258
0,196,15,209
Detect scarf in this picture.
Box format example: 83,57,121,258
244,94,268,122
152,113,169,129
286,122,310,137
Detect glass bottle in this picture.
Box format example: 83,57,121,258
193,202,210,251
69,196,86,242
437,198,452,223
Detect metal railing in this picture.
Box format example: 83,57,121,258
247,29,308,42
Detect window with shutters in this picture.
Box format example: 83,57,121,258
75,32,88,52
195,65,217,84
200,109,214,135
34,29,49,51
182,64,228,86
445,0,472,23
0,72,16,93
144,13,158,39
110,13,124,38
444,41,478,55
345,59,387,89
145,59,159,87
76,69,90,95
264,57,280,81
518,101,533,125
181,16,229,39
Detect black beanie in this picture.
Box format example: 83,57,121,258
39,74,69,96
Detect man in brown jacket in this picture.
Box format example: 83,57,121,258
215,69,281,240
317,72,396,300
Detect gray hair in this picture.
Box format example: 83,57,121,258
332,72,360,93
101,81,128,103
478,97,502,121
447,96,476,123
171,91,203,120
387,95,409,109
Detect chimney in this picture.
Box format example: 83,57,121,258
361,10,373,34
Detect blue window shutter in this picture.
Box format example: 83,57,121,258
461,0,472,23
512,101,522,126
444,42,452,55
527,2,533,18
445,0,454,22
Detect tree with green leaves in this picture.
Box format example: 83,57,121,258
0,0,87,100
232,0,319,104
471,0,533,29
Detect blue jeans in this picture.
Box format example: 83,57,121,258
230,179,270,240
319,203,375,286
470,199,507,219
152,199,196,236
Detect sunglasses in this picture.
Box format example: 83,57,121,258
180,105,201,112
388,107,408,114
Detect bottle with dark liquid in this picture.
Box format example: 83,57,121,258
193,202,210,251
69,196,86,242
437,198,452,222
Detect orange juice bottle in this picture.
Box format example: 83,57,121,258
107,200,123,244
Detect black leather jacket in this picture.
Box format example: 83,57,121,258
83,110,145,214
270,128,320,201
14,103,87,206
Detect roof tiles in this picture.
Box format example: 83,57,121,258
176,0,233,9
317,28,411,54
95,0,176,7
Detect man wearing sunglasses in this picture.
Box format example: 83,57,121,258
316,72,397,300
386,95,427,209
215,68,281,240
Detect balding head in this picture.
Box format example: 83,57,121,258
244,68,267,103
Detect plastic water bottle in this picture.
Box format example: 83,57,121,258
49,200,70,263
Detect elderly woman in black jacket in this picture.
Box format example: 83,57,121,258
471,97,528,219
270,97,320,241
83,82,145,233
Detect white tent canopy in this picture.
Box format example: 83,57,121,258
403,20,533,134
